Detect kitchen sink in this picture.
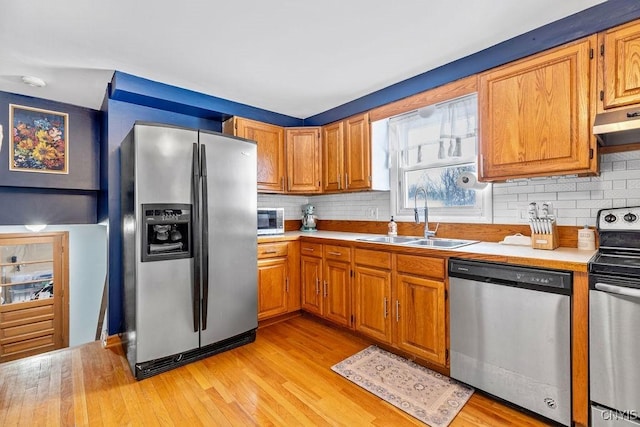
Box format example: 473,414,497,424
356,235,421,244
356,235,478,249
404,238,478,249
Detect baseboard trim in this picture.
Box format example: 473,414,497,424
258,311,301,329
103,334,121,349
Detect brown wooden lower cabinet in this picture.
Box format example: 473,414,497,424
257,257,288,319
354,264,392,344
394,272,446,365
354,248,392,344
0,232,69,363
257,241,300,321
323,255,351,327
300,241,352,327
301,253,323,315
354,248,447,367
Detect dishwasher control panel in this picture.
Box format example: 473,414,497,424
449,258,572,293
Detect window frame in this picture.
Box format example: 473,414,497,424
387,93,492,224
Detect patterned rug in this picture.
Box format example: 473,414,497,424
331,346,474,426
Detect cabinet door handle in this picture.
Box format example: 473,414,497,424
287,176,291,191
285,277,289,293
323,281,328,297
345,173,349,189
337,173,341,190
328,251,342,256
395,300,400,322
315,277,320,295
596,282,640,298
383,297,388,319
281,176,285,191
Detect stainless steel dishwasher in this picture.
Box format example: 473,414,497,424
448,258,572,426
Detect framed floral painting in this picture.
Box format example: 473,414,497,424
9,104,69,174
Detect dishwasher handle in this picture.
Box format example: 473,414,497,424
595,282,640,299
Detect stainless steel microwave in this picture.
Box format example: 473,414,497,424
257,208,285,235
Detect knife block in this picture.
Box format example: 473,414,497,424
531,221,559,250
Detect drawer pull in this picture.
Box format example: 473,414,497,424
262,250,278,254
302,247,315,252
328,251,342,256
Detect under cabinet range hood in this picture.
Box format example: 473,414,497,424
593,106,640,146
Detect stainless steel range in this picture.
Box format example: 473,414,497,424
589,206,640,426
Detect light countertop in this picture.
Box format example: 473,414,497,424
259,230,596,271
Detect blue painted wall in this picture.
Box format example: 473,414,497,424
0,91,100,224
110,71,304,127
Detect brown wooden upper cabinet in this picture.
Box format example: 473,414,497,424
285,127,322,193
322,112,371,192
224,117,285,193
600,20,640,111
478,35,598,181
322,121,344,192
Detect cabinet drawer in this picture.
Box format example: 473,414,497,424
300,242,323,258
257,242,288,259
1,319,54,342
396,254,445,279
0,304,54,327
324,244,351,262
355,248,391,269
1,334,55,356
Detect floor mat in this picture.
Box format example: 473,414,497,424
331,345,473,426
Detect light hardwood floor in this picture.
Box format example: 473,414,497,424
0,315,550,426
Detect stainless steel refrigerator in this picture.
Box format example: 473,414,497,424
121,122,257,380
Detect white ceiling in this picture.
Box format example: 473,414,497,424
0,0,605,119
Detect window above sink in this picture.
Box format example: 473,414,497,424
382,92,493,224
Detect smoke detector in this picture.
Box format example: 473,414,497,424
21,76,46,87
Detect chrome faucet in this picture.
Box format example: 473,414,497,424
414,186,438,238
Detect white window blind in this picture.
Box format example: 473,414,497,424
388,93,492,223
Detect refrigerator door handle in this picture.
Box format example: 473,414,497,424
200,144,209,330
192,143,201,333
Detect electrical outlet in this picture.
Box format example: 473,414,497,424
365,207,378,219
101,329,108,348
519,209,529,221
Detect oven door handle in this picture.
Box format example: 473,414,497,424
595,282,640,299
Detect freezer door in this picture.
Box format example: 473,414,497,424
134,124,199,362
199,131,258,345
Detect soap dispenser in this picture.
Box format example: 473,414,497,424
388,216,397,236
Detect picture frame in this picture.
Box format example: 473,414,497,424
9,104,69,174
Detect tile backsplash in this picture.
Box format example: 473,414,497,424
257,194,309,220
259,151,640,227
